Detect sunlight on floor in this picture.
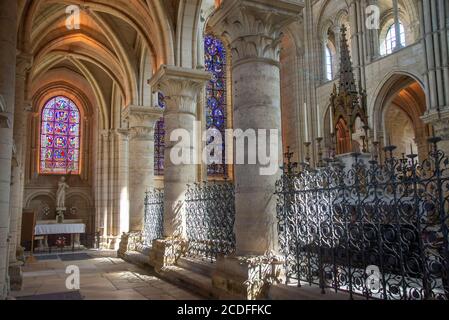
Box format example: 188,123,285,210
12,250,201,300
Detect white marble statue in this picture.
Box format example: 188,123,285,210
56,176,69,209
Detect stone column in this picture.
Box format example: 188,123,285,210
148,66,209,271
420,0,449,154
348,0,362,86
332,25,342,75
122,106,162,231
97,130,110,248
8,53,32,291
208,0,302,299
116,129,130,236
392,0,403,51
0,0,18,299
367,0,380,61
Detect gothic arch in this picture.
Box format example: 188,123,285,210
25,191,56,208
371,71,428,158
66,191,94,208
370,70,425,131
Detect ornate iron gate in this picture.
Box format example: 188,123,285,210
185,181,236,262
142,188,164,246
276,138,449,300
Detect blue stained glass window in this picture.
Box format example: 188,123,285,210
154,93,166,176
205,34,227,177
40,96,80,175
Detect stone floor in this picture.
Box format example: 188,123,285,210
11,250,203,300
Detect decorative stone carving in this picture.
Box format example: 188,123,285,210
148,238,188,273
149,65,211,116
208,0,302,65
212,252,284,300
122,105,162,140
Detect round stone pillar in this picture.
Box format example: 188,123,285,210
147,66,209,272
208,0,302,300
149,66,210,238
0,0,18,299
123,106,162,232
209,0,300,256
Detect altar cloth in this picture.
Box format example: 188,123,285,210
35,223,86,236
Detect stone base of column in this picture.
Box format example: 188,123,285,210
100,236,121,251
148,238,187,272
117,233,130,258
117,232,143,258
211,254,284,300
8,262,23,291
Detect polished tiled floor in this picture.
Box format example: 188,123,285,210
12,250,202,300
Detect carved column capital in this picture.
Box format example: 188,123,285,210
100,129,112,140
148,65,210,116
208,0,302,65
122,105,163,140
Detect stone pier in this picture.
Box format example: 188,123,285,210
208,0,303,299
123,105,162,232
148,66,210,271
0,0,18,299
419,0,449,153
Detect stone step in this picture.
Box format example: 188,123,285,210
121,251,150,267
162,265,216,299
268,283,363,300
176,257,216,277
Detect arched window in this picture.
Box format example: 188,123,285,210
381,22,405,56
325,45,333,81
204,34,228,177
154,92,165,176
40,96,81,175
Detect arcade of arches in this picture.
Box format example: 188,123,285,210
0,0,448,300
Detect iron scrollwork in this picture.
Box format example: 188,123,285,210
142,188,164,247
185,181,236,262
276,138,449,300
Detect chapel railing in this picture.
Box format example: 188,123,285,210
142,188,164,247
185,181,236,262
275,137,449,300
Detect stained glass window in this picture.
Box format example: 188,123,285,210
205,34,227,177
40,96,81,175
154,92,166,176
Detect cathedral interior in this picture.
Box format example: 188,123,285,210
0,0,448,301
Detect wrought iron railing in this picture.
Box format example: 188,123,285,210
142,188,164,247
185,181,236,262
276,138,449,300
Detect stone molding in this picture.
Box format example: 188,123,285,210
208,0,302,65
122,105,163,140
148,65,210,117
